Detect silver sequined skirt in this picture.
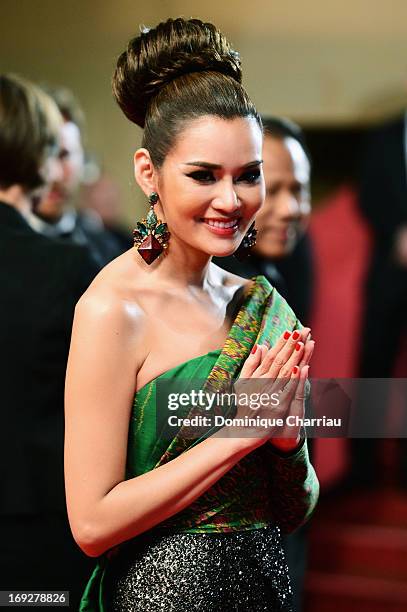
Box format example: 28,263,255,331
107,524,293,612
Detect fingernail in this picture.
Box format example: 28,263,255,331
292,366,299,375
295,342,302,351
251,344,257,354
283,331,291,340
292,331,300,341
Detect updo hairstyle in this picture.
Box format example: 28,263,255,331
112,18,261,167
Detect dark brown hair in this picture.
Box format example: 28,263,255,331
112,18,261,167
0,74,61,191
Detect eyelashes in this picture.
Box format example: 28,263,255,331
238,170,261,184
185,170,214,183
186,170,261,184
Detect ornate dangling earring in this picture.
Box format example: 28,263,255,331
233,221,257,261
133,192,170,265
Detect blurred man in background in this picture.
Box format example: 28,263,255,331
28,86,125,268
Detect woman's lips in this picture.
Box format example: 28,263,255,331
201,218,240,236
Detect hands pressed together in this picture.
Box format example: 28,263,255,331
231,327,315,452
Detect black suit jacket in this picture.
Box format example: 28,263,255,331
359,116,407,255
0,202,98,515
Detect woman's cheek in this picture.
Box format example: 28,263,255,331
251,189,265,215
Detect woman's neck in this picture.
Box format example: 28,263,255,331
146,235,214,289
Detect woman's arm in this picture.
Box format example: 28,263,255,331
64,293,259,558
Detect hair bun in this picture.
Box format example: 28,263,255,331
112,18,242,128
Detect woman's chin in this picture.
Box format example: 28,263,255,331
208,244,241,259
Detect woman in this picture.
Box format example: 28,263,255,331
65,19,319,611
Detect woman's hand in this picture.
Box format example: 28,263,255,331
221,328,314,451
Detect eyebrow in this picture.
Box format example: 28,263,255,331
184,160,263,170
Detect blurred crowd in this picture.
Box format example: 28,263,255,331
0,73,406,610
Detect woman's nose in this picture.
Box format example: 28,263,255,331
212,178,240,213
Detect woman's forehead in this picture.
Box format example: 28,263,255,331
168,115,263,163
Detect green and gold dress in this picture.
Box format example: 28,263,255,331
79,276,319,611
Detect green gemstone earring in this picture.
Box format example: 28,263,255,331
132,192,170,265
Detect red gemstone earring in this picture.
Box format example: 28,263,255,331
132,192,170,264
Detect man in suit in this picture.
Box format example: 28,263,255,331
0,74,98,609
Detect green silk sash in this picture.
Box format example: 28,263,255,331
79,276,319,611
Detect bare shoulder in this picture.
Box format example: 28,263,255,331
73,251,148,342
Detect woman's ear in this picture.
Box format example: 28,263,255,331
134,148,157,196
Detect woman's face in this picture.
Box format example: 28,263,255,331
154,115,264,258
253,134,311,260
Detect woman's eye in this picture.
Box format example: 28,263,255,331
186,171,215,183
236,170,261,184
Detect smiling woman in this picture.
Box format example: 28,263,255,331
64,17,319,612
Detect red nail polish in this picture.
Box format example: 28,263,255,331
292,366,299,375
292,331,300,341
283,331,291,340
295,342,301,351
251,344,257,354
